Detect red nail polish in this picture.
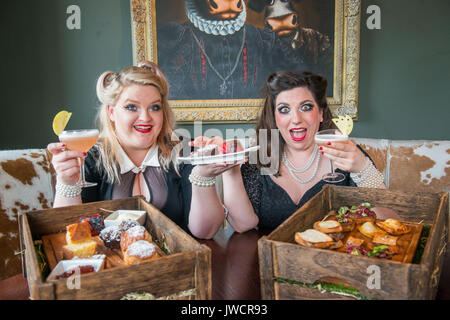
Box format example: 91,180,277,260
83,152,87,156
322,152,324,155
327,142,331,146
319,146,323,150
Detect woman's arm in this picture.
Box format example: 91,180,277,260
48,142,85,207
188,163,240,239
222,165,259,233
321,140,387,189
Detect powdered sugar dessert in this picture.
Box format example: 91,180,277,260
123,240,159,265
120,225,153,252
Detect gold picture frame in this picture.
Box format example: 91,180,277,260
131,0,361,123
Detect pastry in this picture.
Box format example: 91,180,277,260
63,222,97,259
376,219,411,235
372,233,398,246
100,225,123,249
346,236,365,247
120,225,153,253
357,221,386,239
123,240,159,265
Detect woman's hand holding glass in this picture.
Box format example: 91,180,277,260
47,142,87,186
319,138,368,174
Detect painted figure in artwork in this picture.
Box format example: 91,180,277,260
157,0,308,100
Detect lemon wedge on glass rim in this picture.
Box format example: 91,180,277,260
52,110,72,136
332,115,353,136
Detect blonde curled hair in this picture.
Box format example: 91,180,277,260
95,61,180,183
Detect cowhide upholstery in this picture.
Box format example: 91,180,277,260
353,138,450,193
0,149,55,280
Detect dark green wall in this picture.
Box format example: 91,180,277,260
1,0,449,149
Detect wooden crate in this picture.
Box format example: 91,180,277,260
18,196,211,300
258,185,449,300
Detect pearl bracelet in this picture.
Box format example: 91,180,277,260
55,181,82,198
189,167,216,187
350,159,384,188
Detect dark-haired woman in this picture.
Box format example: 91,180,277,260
221,71,387,232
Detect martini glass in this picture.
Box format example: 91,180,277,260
59,129,99,188
314,129,348,183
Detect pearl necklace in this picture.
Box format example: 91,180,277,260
283,144,318,173
283,147,321,184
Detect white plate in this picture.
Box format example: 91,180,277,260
47,255,105,281
179,145,260,165
104,210,147,228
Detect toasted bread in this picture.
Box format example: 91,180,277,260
294,229,335,248
376,219,411,235
313,220,343,233
357,221,386,239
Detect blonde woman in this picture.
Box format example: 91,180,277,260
47,61,229,239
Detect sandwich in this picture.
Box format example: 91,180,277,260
294,229,342,249
313,220,345,241
337,203,377,224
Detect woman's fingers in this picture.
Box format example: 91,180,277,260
321,144,368,172
189,136,210,148
47,142,66,155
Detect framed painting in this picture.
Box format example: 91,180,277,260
131,0,361,123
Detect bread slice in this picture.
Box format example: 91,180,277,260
63,239,98,259
313,220,343,233
295,229,335,248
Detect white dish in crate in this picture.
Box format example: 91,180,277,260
47,255,105,281
104,210,147,228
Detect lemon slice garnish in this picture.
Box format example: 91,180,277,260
332,115,353,136
52,110,72,136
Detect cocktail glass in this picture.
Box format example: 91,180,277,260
59,129,99,188
314,129,348,183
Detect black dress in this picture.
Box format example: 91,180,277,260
81,151,193,233
241,163,357,230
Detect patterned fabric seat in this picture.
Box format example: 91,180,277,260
0,149,55,280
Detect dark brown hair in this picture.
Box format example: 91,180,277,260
256,70,335,175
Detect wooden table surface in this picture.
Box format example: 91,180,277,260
1,224,449,300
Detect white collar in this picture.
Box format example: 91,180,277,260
117,144,160,174
185,0,247,36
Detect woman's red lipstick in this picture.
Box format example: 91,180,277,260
289,128,307,141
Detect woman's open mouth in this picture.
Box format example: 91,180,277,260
289,128,307,141
134,125,153,134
